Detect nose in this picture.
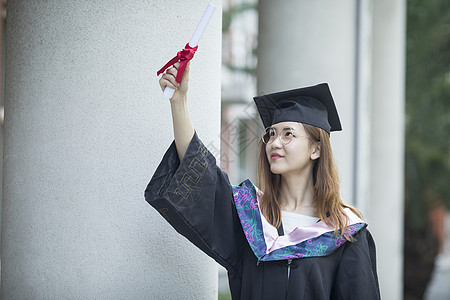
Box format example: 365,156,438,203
271,135,283,148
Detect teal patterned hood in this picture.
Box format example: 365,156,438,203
232,180,367,262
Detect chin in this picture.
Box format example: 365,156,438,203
269,165,285,175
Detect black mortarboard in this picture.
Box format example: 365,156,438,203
253,83,342,134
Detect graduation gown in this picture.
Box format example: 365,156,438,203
145,133,381,300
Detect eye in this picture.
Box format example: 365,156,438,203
284,131,294,137
262,128,277,144
268,128,276,136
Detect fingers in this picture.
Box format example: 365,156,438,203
166,67,178,78
180,61,190,87
159,66,181,91
158,61,190,93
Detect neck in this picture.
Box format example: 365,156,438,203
279,167,317,216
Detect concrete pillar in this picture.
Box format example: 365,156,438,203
1,1,222,299
369,0,405,299
257,0,358,207
257,1,405,299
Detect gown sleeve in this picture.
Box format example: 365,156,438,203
331,228,381,300
144,132,244,273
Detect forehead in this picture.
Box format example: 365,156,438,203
271,122,303,130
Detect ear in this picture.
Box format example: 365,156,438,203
310,144,321,160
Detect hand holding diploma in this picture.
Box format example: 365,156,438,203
158,61,190,103
156,3,216,99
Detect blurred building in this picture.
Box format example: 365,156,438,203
219,0,259,297
221,0,259,185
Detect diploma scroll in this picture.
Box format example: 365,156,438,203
162,3,216,99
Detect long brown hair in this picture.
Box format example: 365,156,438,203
257,123,362,240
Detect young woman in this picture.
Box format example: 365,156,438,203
145,62,380,299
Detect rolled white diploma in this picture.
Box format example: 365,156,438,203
163,3,216,99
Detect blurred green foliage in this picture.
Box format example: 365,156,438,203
222,2,256,33
405,2,449,298
406,0,450,230
218,291,232,300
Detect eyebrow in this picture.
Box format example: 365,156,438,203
270,126,295,131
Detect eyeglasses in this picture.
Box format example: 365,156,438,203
261,126,308,145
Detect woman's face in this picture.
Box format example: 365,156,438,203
264,122,320,175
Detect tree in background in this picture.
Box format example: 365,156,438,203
405,0,450,299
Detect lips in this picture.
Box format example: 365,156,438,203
271,153,284,160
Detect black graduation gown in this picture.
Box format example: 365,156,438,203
145,133,381,300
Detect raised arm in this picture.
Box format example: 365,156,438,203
158,61,194,161
149,61,245,277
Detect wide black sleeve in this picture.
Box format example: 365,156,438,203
331,228,381,300
144,132,244,273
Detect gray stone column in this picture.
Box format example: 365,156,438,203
1,1,222,299
257,1,405,299
257,0,358,208
369,0,405,299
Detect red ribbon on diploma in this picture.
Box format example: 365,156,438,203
156,43,198,83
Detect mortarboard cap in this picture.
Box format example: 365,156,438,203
253,83,342,134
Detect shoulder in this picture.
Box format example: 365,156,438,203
333,227,381,298
343,227,377,258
